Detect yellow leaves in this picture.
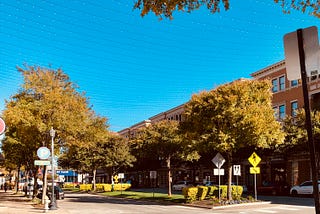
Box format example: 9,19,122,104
183,79,285,153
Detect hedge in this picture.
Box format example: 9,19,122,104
79,183,131,192
182,185,243,202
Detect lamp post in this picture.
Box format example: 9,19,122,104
49,127,57,210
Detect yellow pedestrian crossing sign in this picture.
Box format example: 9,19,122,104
248,152,261,167
250,167,260,174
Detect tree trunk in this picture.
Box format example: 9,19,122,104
16,167,20,193
227,152,233,201
42,166,48,204
93,168,96,191
166,157,172,197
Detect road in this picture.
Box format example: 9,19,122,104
0,190,317,214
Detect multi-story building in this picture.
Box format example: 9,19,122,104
118,59,320,190
251,60,320,187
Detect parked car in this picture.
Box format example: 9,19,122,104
172,181,193,191
290,180,320,196
257,181,289,195
37,185,64,200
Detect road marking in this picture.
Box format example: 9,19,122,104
254,209,277,213
276,205,299,211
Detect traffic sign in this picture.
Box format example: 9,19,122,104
248,152,261,167
284,26,319,80
37,147,51,160
213,168,225,176
34,160,50,166
150,171,157,179
118,173,124,179
0,118,5,135
212,153,225,169
233,165,241,176
250,167,260,174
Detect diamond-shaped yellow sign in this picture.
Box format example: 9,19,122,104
248,152,261,167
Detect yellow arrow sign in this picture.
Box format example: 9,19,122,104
250,167,260,174
248,152,261,167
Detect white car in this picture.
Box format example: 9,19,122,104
290,180,320,195
172,181,192,191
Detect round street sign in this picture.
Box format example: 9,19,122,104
37,147,51,160
0,118,5,135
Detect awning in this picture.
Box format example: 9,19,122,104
56,170,78,176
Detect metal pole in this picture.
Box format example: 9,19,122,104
254,173,257,201
218,164,221,203
49,127,57,210
297,29,320,214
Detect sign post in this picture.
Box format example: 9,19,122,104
118,173,124,195
248,152,261,201
150,171,157,198
284,26,320,214
233,165,241,196
212,153,225,202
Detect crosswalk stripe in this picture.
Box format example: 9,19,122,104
254,209,277,213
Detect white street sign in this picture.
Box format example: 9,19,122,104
212,153,225,169
284,26,320,80
213,168,224,176
37,147,51,160
233,165,241,176
118,173,124,179
150,171,157,179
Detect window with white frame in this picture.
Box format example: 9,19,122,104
279,76,285,91
272,79,278,93
291,101,298,117
273,105,286,120
279,105,286,119
272,76,286,93
291,79,298,87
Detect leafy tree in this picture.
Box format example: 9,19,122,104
2,65,94,196
63,127,135,191
134,0,320,19
180,79,285,200
132,120,197,196
282,109,320,154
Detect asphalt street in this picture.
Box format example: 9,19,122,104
0,189,316,214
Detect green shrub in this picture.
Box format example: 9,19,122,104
79,184,92,191
112,183,131,191
207,185,218,197
63,183,77,188
212,185,243,199
182,187,198,202
196,186,208,200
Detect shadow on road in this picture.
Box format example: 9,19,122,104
258,195,315,207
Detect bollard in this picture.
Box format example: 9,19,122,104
44,195,50,212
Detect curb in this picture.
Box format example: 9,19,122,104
212,201,272,210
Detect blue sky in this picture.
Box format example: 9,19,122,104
0,1,319,132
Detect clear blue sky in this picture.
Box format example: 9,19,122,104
0,1,319,132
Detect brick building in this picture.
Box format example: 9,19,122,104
118,59,320,190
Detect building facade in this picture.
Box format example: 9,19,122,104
118,59,320,190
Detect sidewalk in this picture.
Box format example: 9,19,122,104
0,189,59,213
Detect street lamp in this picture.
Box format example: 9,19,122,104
49,127,57,210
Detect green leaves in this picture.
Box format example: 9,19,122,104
182,79,285,154
133,0,320,19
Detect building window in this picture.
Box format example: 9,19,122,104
272,79,278,93
273,106,278,118
279,76,285,91
291,80,298,87
279,105,286,119
291,101,298,117
272,76,286,93
311,70,318,81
